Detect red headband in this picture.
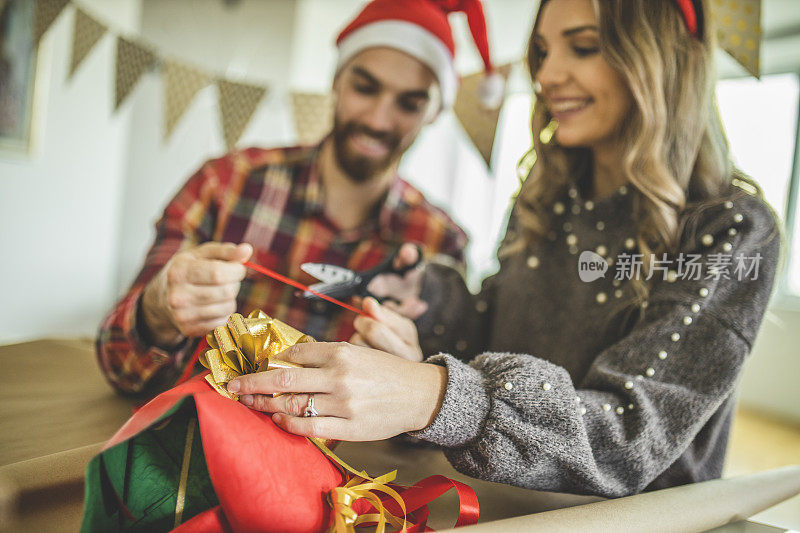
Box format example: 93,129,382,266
674,0,700,38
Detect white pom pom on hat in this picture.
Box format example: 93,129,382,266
478,70,506,110
335,0,505,111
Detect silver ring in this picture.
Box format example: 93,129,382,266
303,394,318,417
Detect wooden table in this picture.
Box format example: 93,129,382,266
0,339,134,466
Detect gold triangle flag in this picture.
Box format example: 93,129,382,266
115,37,156,110
34,0,69,43
291,92,334,145
163,59,211,140
217,79,267,149
69,8,107,78
711,0,761,77
453,63,512,167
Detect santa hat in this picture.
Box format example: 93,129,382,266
335,0,505,110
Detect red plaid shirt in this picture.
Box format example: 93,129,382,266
97,145,467,395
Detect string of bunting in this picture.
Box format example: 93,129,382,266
32,0,762,158
35,0,269,149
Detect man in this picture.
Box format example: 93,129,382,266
97,0,502,396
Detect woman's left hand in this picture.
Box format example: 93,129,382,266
225,342,446,441
350,298,424,362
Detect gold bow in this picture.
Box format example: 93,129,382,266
199,310,409,532
326,473,408,533
199,309,314,399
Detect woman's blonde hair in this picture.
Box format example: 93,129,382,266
508,0,764,310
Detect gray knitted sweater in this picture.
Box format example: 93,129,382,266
409,183,780,498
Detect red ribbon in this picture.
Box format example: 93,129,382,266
353,475,480,532
398,475,480,529
243,260,368,317
175,339,207,386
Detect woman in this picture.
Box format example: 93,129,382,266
226,0,781,497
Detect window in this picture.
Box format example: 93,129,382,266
716,73,798,222
716,73,800,298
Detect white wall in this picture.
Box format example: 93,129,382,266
114,0,299,294
289,0,363,92
0,0,141,342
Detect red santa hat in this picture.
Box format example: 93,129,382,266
335,0,505,110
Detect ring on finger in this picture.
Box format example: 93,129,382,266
303,394,318,417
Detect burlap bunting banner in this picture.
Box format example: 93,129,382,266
162,60,211,140
291,92,334,145
33,0,69,43
68,7,107,78
217,79,267,149
453,63,513,168
712,0,762,77
114,37,156,110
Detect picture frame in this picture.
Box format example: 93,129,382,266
0,0,40,156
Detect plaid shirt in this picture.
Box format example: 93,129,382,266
97,145,467,395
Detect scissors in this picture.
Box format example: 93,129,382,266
300,245,422,303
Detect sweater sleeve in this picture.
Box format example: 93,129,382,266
409,194,781,497
415,262,498,359
414,211,519,358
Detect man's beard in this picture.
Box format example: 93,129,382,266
331,118,403,183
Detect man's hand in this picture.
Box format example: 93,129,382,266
226,342,447,441
350,298,424,362
140,242,253,347
365,243,427,319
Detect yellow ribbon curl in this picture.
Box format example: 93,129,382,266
200,310,408,532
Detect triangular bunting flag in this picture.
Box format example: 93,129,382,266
291,92,334,145
163,60,211,140
34,0,69,43
217,79,267,149
453,63,512,168
115,37,156,110
711,0,761,77
68,7,107,79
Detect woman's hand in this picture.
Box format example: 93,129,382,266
225,342,446,441
350,298,424,362
365,243,428,319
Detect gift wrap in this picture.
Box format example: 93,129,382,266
80,311,478,533
79,376,344,532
